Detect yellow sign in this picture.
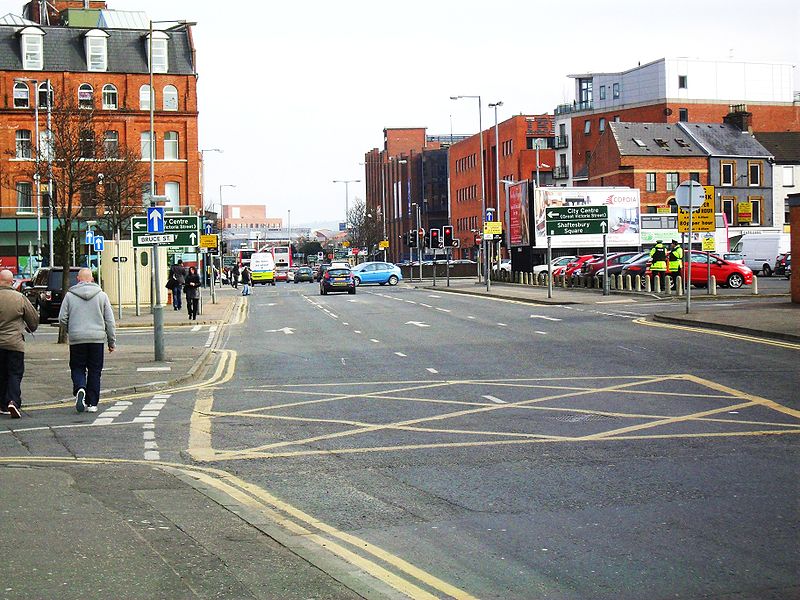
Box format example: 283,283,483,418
342,241,350,248
701,234,715,252
678,185,715,233
378,240,389,249
483,221,502,235
737,201,753,223
199,234,218,248
657,207,671,214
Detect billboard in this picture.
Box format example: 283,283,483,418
508,181,529,247
533,187,641,248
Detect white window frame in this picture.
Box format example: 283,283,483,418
39,129,53,161
666,172,679,191
721,161,735,186
748,197,762,225
164,181,180,212
583,120,591,134
20,28,45,70
16,182,33,213
85,30,109,72
139,84,151,111
146,32,169,74
612,83,620,98
163,131,179,160
646,172,656,192
163,85,178,111
102,84,117,109
78,83,93,109
16,129,32,159
140,131,153,160
783,165,794,187
37,81,53,108
13,82,30,108
748,161,762,187
104,130,119,158
598,117,606,133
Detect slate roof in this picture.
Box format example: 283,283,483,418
753,132,800,163
0,24,195,75
678,122,771,158
609,122,705,156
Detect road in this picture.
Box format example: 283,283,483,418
2,283,798,599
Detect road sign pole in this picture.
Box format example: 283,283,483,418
115,229,122,320
547,235,553,299
603,234,609,296
152,242,165,361
447,247,451,288
687,183,694,314
133,230,140,316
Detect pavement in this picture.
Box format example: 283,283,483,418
415,277,800,342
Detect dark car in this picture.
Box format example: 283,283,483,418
25,267,81,322
582,252,640,277
595,252,648,281
619,253,652,283
293,266,314,283
315,264,332,282
319,267,356,295
775,252,791,278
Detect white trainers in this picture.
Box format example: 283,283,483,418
75,388,86,413
87,406,98,413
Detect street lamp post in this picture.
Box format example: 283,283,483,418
200,148,222,303
333,179,360,233
219,183,236,236
489,101,503,273
452,95,488,291
500,179,516,265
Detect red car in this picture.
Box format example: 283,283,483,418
644,251,753,288
554,254,601,278
582,252,639,277
274,267,289,282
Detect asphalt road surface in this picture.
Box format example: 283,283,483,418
3,283,798,599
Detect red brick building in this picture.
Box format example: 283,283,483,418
0,1,199,269
450,114,554,258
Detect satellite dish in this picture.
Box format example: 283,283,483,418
664,108,673,116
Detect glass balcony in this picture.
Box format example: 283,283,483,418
553,165,570,179
554,101,593,115
553,135,569,149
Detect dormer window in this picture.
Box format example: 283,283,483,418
19,26,45,71
85,29,109,72
146,31,169,73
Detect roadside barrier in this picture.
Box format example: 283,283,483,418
676,276,683,296
710,275,717,296
752,275,759,295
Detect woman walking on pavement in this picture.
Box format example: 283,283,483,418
185,266,201,321
241,265,252,296
231,264,240,289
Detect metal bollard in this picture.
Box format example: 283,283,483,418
561,275,567,288
676,276,683,296
609,275,616,290
665,277,672,294
625,274,632,291
593,276,600,289
617,274,624,290
710,275,717,295
752,275,759,295
654,276,662,294
645,276,651,293
530,272,535,286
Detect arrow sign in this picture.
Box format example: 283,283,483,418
545,205,609,237
147,207,165,233
266,327,295,335
93,236,104,252
85,230,94,245
189,233,197,245
405,321,430,328
133,220,146,230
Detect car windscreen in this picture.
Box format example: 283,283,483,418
48,271,79,288
327,269,350,277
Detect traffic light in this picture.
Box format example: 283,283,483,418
401,232,409,246
452,239,461,248
442,225,453,247
429,228,440,249
423,232,430,249
408,231,417,247
474,233,482,247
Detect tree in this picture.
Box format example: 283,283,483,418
346,198,381,255
296,237,323,259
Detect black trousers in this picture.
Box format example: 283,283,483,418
187,298,199,319
0,349,25,410
69,343,105,407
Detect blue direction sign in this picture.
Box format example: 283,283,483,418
204,223,213,235
147,207,165,233
93,236,104,252
85,230,94,245
485,209,495,222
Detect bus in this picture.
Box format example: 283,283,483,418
250,251,275,285
271,246,292,268
236,248,255,268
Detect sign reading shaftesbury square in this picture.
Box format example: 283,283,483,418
545,206,609,236
132,215,201,248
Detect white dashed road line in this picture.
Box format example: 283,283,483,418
395,352,407,357
426,368,439,374
529,315,562,321
136,394,170,461
497,323,508,327
482,395,506,404
369,339,380,343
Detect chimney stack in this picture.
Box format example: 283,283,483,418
724,104,753,133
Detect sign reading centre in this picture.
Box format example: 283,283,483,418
677,186,716,233
533,187,641,248
132,215,201,248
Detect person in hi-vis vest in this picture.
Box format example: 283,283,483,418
668,240,684,288
649,240,668,289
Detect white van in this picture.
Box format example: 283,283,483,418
250,252,275,285
732,233,790,276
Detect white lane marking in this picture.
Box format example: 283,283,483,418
467,316,476,320
133,417,155,423
405,300,417,304
347,299,358,302
92,418,114,426
435,307,451,313
596,299,637,304
209,326,218,332
497,323,508,327
482,395,506,404
405,321,430,328
115,401,133,406
343,322,349,326
369,339,380,343
354,330,362,334
395,352,407,357
101,411,123,418
428,295,441,298
138,411,161,418
420,303,432,308
137,366,172,372
530,315,562,321
191,324,201,332
535,331,548,335
144,450,160,461
341,358,346,366
144,441,158,450
142,423,155,430
143,430,156,440
426,368,439,374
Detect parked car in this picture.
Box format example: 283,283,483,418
533,256,576,276
555,254,601,278
12,277,31,292
350,262,402,286
731,232,790,276
723,253,745,265
619,254,653,283
581,252,640,277
774,252,791,278
274,267,289,282
449,259,477,265
596,252,648,281
25,267,81,322
319,267,356,295
642,251,754,289
293,266,314,283
492,258,512,273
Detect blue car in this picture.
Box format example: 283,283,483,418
351,261,403,286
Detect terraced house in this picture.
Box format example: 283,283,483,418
0,0,199,274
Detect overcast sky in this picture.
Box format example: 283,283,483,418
3,0,799,226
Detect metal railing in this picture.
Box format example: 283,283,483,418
553,135,569,149
554,101,593,115
553,165,570,179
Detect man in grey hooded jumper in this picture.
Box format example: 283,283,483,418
58,268,116,413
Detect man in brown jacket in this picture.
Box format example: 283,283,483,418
0,269,39,418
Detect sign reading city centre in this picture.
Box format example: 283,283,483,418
545,205,608,236
132,215,201,248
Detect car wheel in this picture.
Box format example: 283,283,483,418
353,276,361,286
349,288,356,295
727,273,744,289
39,306,48,323
388,275,399,286
761,264,772,277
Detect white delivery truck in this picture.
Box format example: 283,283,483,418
732,232,790,276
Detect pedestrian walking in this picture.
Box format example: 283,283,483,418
169,259,187,311
185,266,201,320
0,269,38,418
241,265,252,296
231,264,240,289
58,268,115,414
668,239,684,288
649,240,668,289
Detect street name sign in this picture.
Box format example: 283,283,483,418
132,215,200,248
545,205,608,236
678,186,715,233
200,234,218,249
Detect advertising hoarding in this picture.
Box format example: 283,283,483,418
533,187,641,248
508,181,529,247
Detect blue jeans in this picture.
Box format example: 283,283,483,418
69,343,105,407
0,349,25,410
242,283,250,295
172,284,183,309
